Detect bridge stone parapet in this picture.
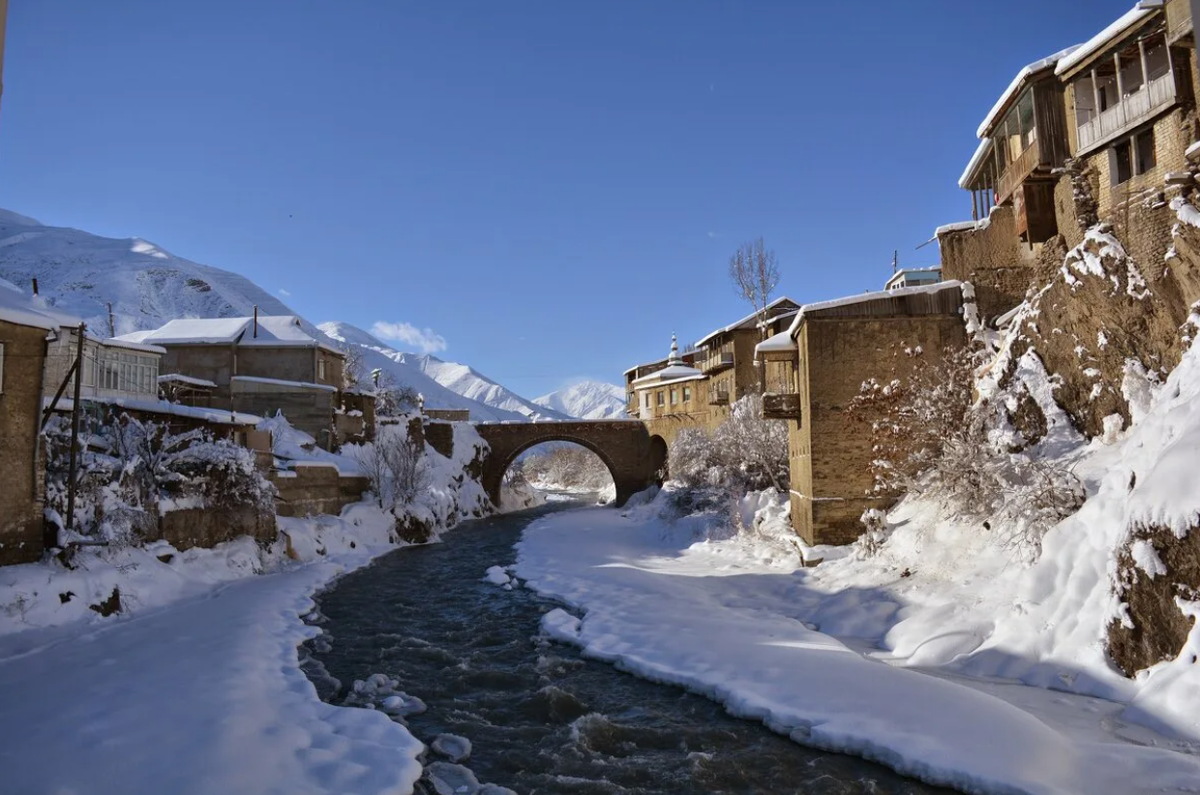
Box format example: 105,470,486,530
474,420,667,508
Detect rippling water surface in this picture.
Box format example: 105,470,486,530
303,499,953,794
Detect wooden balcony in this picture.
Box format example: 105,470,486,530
997,141,1042,205
702,351,735,374
709,388,729,406
762,392,802,420
1077,71,1177,155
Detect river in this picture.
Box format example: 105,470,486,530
302,498,952,794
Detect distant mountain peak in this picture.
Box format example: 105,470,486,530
535,380,627,420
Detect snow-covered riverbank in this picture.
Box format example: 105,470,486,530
513,492,1200,795
0,505,428,795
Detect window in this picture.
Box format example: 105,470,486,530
318,358,327,380
683,385,691,402
1017,91,1036,150
1111,140,1132,185
670,388,677,405
94,348,159,395
643,392,650,408
1135,129,1156,176
656,390,664,406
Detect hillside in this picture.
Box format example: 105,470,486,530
0,209,553,421
318,322,567,422
534,380,627,419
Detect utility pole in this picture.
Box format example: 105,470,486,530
892,250,899,274
64,323,86,533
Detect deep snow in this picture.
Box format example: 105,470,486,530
513,491,1200,794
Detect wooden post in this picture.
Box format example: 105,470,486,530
1092,67,1103,117
972,189,979,221
64,323,86,533
1139,38,1150,89
1115,52,1125,101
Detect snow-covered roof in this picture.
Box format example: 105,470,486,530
786,280,964,339
694,296,799,349
0,282,83,331
754,330,797,357
1055,2,1162,78
46,395,263,426
631,371,707,390
115,315,342,354
158,373,218,388
976,44,1081,139
97,336,167,355
958,138,994,189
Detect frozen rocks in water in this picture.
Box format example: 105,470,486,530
482,565,511,586
431,732,472,762
425,762,480,795
477,785,517,795
352,672,398,698
345,672,426,715
380,693,427,716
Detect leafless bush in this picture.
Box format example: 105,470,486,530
848,344,1084,561
352,424,429,511
666,394,789,513
44,412,274,545
852,508,889,559
521,446,612,491
372,370,421,418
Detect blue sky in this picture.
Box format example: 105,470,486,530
0,0,1132,398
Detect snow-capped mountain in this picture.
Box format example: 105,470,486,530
319,322,567,422
0,208,557,423
0,209,293,336
535,380,627,420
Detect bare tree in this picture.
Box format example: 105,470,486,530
341,344,366,391
728,237,780,342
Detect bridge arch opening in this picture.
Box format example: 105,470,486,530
500,437,619,506
648,435,668,484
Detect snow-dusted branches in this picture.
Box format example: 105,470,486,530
729,237,780,340
351,424,429,512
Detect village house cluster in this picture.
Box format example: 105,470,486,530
0,286,378,566
627,0,1199,546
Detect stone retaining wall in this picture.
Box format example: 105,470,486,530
271,463,371,518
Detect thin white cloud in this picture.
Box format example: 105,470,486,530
706,231,718,239
278,288,291,297
371,320,448,354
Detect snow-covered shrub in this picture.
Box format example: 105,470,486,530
850,344,1084,561
853,508,889,559
521,445,613,491
351,424,429,512
372,371,421,418
848,345,978,495
665,395,789,514
44,412,275,546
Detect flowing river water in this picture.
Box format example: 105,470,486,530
302,498,952,795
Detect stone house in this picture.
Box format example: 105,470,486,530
628,335,708,445
116,315,345,448
1055,0,1197,221
43,326,166,406
756,282,968,546
693,297,800,425
948,46,1079,320
0,286,73,565
939,0,1198,322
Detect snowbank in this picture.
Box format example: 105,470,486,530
0,504,425,795
514,490,1200,794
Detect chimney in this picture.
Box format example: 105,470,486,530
892,250,898,274
253,305,258,338
106,302,115,337
31,278,38,295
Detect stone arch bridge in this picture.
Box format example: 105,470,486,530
474,421,667,508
